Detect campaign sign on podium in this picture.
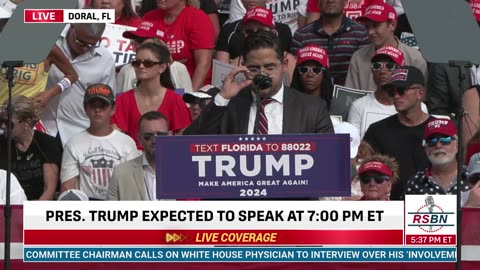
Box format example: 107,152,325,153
155,134,351,199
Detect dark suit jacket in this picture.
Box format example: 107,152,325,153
184,86,334,135
426,62,472,118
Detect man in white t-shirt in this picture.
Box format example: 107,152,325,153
0,169,27,204
60,84,138,200
348,46,427,138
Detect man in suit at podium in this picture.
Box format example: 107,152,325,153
185,30,333,135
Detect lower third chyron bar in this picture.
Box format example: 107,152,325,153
22,198,456,263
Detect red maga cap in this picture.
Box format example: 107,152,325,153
358,161,393,177
296,45,329,68
122,20,165,40
357,2,397,23
371,46,404,66
423,118,458,139
242,7,275,27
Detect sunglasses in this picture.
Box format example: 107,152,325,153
425,136,454,147
372,62,397,71
386,86,422,97
132,59,162,68
298,66,325,75
143,131,168,141
72,27,100,48
359,174,390,185
192,99,210,109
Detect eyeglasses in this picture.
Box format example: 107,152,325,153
298,66,325,75
359,174,390,185
143,131,168,141
132,59,162,68
386,86,422,97
425,136,455,147
372,62,397,71
246,65,278,79
72,27,100,48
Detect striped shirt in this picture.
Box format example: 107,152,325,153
291,17,370,86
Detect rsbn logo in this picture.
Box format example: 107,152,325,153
408,196,455,233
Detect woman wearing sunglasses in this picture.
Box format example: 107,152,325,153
112,43,191,149
357,154,399,201
0,96,61,200
290,45,333,108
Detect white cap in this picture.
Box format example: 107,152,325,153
334,122,361,159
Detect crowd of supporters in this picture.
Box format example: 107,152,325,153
0,0,480,207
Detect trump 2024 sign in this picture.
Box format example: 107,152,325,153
155,134,351,199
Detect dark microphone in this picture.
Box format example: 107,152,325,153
252,74,272,134
252,74,272,90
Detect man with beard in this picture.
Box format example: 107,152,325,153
405,118,470,197
187,30,333,135
291,0,369,85
108,111,171,200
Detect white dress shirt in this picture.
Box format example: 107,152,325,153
214,85,285,134
41,25,116,146
142,154,156,201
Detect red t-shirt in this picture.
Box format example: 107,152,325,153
112,89,192,149
143,6,215,85
307,0,375,20
115,16,142,28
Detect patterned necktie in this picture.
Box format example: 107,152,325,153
256,98,274,134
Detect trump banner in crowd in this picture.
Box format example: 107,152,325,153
101,23,136,67
155,134,351,199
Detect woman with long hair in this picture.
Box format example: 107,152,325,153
91,0,141,27
112,43,191,149
290,45,334,108
0,96,61,200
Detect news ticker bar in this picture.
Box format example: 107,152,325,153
23,229,404,245
24,9,114,23
23,199,457,247
23,247,457,262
